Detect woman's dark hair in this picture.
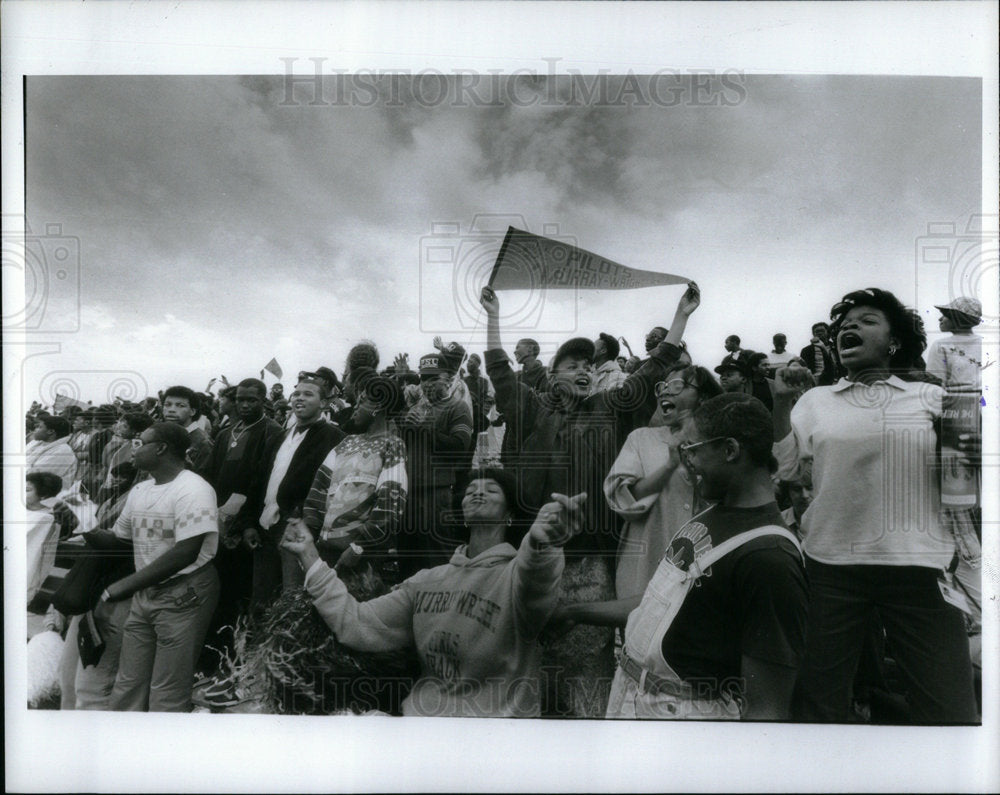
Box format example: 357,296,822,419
360,374,406,418
38,414,71,439
460,468,526,545
663,364,724,403
27,471,63,500
829,288,927,373
122,411,154,435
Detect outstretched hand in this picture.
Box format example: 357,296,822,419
677,281,701,317
529,492,587,548
393,353,411,373
480,286,500,316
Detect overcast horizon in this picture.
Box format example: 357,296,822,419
22,73,984,406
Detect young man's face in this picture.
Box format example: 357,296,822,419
551,355,592,399
130,428,164,472
420,371,450,403
724,336,740,352
718,369,746,393
645,327,666,352
754,358,771,378
290,382,325,423
235,386,265,423
680,428,731,501
773,336,786,352
513,340,533,365
812,325,829,344
162,396,193,426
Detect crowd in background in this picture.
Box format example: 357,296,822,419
23,287,985,722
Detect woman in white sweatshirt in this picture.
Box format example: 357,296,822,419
280,468,585,717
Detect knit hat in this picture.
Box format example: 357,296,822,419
439,341,467,375
934,296,982,326
552,337,595,371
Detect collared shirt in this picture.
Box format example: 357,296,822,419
259,422,313,529
774,375,953,568
589,360,628,396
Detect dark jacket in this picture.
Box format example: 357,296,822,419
209,417,284,532
799,342,838,386
262,420,345,520
486,341,684,558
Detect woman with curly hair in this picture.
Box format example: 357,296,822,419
772,287,978,723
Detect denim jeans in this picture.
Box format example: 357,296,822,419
111,564,220,712
794,558,978,724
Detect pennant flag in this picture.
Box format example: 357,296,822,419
263,358,283,379
488,227,689,292
53,393,88,413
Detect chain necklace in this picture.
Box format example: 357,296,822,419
230,415,266,448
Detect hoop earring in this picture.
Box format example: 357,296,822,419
888,345,898,356
505,517,512,527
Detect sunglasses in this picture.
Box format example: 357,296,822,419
655,378,690,398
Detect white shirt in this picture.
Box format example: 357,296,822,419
770,349,796,368
926,332,983,390
26,438,79,486
774,376,953,568
259,424,312,529
589,360,628,396
113,469,218,575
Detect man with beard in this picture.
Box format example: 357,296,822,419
257,372,344,596
302,371,408,584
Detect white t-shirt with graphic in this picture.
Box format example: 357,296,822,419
113,469,218,575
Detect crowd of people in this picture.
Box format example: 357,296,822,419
23,285,985,722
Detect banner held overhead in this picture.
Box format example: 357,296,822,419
488,227,689,291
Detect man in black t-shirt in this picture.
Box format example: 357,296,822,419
557,392,807,719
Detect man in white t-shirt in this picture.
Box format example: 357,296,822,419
769,334,796,371
94,422,220,712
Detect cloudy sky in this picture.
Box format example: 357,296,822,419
24,73,981,404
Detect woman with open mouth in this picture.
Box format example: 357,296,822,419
604,364,723,600
771,287,978,724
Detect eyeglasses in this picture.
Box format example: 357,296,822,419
678,436,728,459
655,378,690,398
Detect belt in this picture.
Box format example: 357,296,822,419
618,650,695,699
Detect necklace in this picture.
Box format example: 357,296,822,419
230,415,265,448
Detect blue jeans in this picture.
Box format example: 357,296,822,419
794,558,977,724
111,564,220,712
